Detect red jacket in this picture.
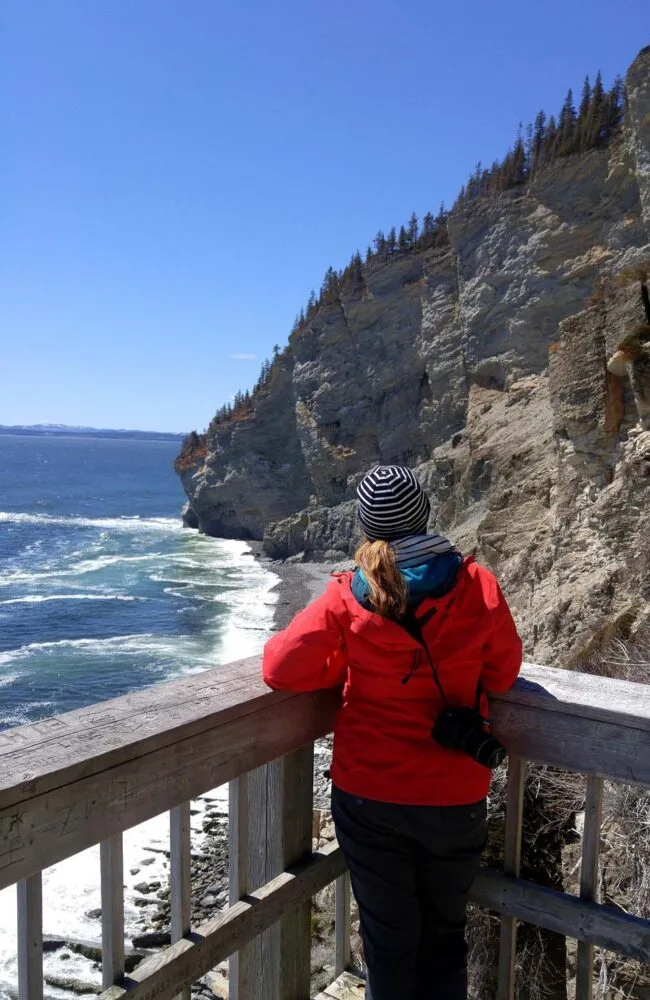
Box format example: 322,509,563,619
262,558,522,806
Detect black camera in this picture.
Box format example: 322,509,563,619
432,706,506,769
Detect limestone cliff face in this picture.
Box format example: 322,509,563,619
177,352,312,539
179,49,650,663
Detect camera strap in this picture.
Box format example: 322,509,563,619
398,603,453,708
399,600,483,712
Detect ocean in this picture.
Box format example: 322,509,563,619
0,434,279,999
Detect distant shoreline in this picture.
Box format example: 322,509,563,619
0,426,185,442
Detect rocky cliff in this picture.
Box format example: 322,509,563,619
177,49,650,665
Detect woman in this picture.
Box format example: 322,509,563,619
263,466,522,1000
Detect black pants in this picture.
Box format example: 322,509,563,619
331,785,487,1000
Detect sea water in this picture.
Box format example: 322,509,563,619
0,435,279,999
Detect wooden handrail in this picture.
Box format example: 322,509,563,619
2,658,650,1000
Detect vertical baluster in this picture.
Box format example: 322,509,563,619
497,755,526,1000
229,774,254,1000
100,834,125,989
575,776,603,1000
334,872,351,977
17,872,43,1000
171,802,192,1000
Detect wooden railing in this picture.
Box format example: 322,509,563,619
1,659,649,1000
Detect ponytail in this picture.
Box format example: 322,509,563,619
355,539,408,619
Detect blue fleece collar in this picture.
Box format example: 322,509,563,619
351,551,462,611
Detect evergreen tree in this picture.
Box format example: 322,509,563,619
306,290,317,316
398,225,409,252
365,246,373,263
373,231,386,255
544,115,558,162
351,250,364,287
578,76,592,146
532,110,546,172
585,71,606,148
421,212,435,246
387,227,397,254
606,76,625,136
407,211,418,246
556,89,577,156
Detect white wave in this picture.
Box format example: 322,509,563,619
0,788,228,1000
0,512,182,532
0,633,159,667
0,594,142,605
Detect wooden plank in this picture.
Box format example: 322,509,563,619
3,660,650,809
101,835,125,989
170,802,191,1000
575,776,603,1000
0,658,266,801
494,663,650,730
0,688,340,890
471,869,650,964
497,756,526,1000
100,842,346,1000
229,774,254,1000
334,873,351,977
17,872,43,1000
490,697,650,789
273,748,314,1000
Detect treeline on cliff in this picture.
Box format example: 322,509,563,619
176,68,626,459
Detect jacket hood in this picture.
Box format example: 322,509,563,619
332,556,475,651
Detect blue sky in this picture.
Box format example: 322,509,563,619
1,1,645,432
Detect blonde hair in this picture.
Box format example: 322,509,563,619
355,539,408,619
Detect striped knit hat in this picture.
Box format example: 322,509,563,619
356,466,431,541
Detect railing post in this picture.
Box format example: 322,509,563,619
100,834,125,989
17,872,43,1000
170,801,192,1000
497,755,526,1000
575,776,603,1000
236,748,314,1000
334,872,351,977
229,774,255,1000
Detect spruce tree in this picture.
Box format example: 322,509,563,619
398,225,409,252
532,110,546,172
387,227,397,254
585,71,606,148
578,76,592,149
422,212,435,246
407,211,418,246
351,251,364,287
556,89,577,156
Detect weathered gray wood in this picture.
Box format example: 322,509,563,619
335,873,351,977
0,658,265,801
101,835,125,989
0,688,340,890
170,803,191,1000
3,662,650,890
575,776,603,1000
496,663,650,730
490,680,650,789
100,841,346,1000
273,748,313,1000
497,756,526,1000
229,774,254,1000
471,869,650,964
17,872,43,1000
3,659,649,808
